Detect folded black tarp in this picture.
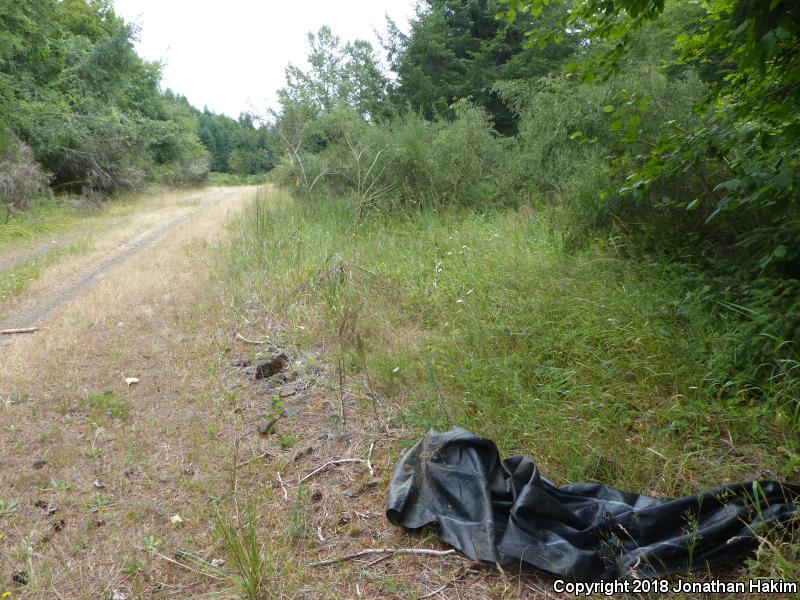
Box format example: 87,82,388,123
386,428,800,580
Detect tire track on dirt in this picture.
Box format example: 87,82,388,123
0,191,211,273
0,205,202,347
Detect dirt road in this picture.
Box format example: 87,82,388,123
0,186,258,597
0,188,241,344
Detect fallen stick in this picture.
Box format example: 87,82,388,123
235,332,265,345
0,327,39,335
366,441,375,476
299,458,365,483
275,472,289,501
311,548,456,567
418,583,449,599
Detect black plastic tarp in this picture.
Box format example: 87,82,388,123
386,428,800,580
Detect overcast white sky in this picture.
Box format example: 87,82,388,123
113,0,415,118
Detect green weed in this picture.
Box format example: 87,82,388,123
87,391,129,420
289,486,312,544
0,498,20,517
214,503,283,600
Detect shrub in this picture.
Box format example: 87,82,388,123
0,134,50,222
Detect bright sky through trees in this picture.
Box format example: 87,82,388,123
113,0,413,118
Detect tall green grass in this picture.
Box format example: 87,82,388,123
228,189,799,499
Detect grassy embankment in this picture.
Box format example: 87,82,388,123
225,186,800,583
0,199,91,302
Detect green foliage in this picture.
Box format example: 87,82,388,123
229,191,800,500
502,0,800,274
0,0,211,198
371,101,506,208
87,390,129,420
215,503,284,599
198,111,277,174
278,26,388,120
384,0,576,133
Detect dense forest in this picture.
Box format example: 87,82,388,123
0,0,275,217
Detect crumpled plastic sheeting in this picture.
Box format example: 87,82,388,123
386,428,800,580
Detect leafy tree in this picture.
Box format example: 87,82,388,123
197,110,277,174
383,0,577,133
278,27,388,120
0,0,212,196
501,0,800,273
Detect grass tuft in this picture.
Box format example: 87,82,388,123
87,391,129,420
214,503,284,599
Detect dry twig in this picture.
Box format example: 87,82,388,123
235,332,265,345
0,327,39,335
310,548,456,567
418,583,449,599
299,458,365,483
366,441,375,476
275,472,289,501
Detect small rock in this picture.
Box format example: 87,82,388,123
281,404,304,418
124,377,139,387
230,359,251,368
210,558,226,568
93,479,105,489
32,458,47,470
13,570,29,586
278,384,298,397
170,514,184,525
363,478,382,491
182,465,196,476
256,418,277,436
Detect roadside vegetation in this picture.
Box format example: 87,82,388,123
238,0,800,468
223,0,800,589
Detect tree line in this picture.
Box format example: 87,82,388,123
0,0,276,218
